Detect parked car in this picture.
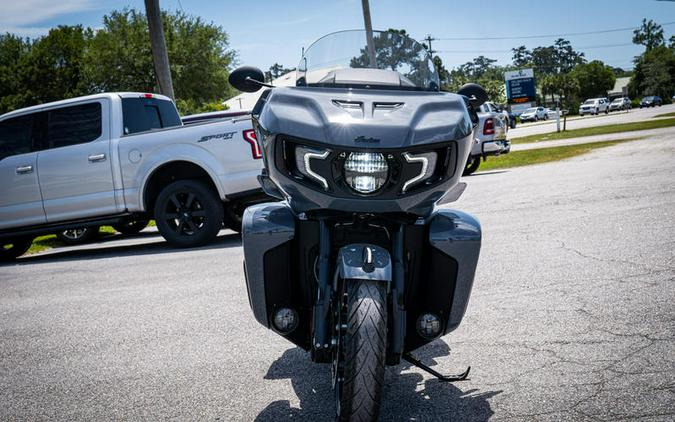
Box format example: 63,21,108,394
544,108,563,119
519,106,548,122
0,92,269,261
579,98,609,116
463,103,511,176
639,96,662,108
609,97,631,112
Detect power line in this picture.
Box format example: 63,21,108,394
434,21,675,41
437,42,635,54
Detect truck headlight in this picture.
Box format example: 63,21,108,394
343,152,388,193
402,151,437,192
295,146,330,190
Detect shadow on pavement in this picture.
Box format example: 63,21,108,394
255,340,500,421
9,232,242,266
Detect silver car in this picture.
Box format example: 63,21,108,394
609,97,631,112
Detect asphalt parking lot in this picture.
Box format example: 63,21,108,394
1,132,674,420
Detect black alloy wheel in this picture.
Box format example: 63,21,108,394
0,238,33,262
154,180,223,247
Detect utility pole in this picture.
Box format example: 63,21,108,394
144,0,175,100
361,0,377,68
424,35,436,55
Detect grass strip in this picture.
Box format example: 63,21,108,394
511,118,675,144
26,225,143,255
478,137,642,172
653,112,675,118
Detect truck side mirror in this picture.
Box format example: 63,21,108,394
458,83,488,108
229,66,265,93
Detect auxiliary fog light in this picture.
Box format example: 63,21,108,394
343,152,388,193
273,308,299,333
416,313,441,339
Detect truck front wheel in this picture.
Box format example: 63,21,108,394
154,180,224,247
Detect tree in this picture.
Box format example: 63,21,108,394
628,45,675,101
27,25,88,104
350,29,426,72
553,38,585,73
432,55,449,86
569,60,616,99
632,19,664,52
0,34,32,113
511,46,531,67
85,9,235,114
265,63,295,83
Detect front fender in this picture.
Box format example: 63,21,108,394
130,144,226,211
337,244,392,282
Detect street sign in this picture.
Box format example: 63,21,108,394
505,68,536,105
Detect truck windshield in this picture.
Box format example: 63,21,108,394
296,30,439,91
122,97,182,135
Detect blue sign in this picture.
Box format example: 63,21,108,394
504,68,536,104
506,78,536,104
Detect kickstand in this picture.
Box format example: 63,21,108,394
403,353,471,382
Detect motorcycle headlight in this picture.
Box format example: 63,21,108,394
295,146,330,190
343,152,388,194
402,151,437,192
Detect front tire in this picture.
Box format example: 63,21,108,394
336,280,388,422
1,238,33,261
154,180,223,247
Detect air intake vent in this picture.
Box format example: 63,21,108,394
332,100,364,118
373,102,404,116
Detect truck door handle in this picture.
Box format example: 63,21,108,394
88,153,107,163
16,165,33,174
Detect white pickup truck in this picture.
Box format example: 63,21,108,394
463,101,510,176
0,92,267,260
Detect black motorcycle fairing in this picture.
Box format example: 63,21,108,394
241,201,482,355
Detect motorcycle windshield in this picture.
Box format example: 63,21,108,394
296,30,440,92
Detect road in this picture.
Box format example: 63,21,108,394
510,103,674,138
1,134,674,421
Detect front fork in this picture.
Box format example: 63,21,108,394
311,221,405,364
312,220,332,361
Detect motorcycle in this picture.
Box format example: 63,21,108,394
229,29,485,421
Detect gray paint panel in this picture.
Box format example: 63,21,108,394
428,209,482,333
241,201,295,328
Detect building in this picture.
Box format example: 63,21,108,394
607,77,631,100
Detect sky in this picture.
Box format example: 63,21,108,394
1,0,674,73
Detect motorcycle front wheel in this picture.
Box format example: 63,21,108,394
334,279,387,421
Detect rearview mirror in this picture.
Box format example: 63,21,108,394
457,83,488,108
229,66,265,93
